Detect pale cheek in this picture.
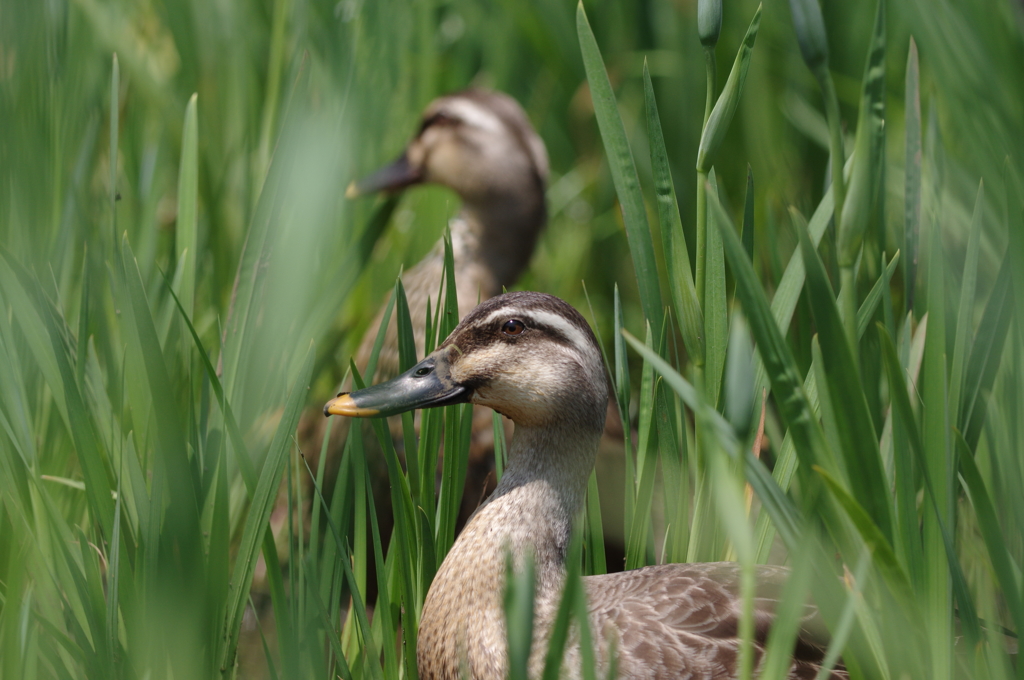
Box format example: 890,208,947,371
407,139,429,168
425,144,464,185
472,361,567,426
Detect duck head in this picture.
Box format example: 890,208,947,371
346,89,549,205
325,292,606,433
346,91,549,290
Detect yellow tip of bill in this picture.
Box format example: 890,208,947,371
323,393,378,417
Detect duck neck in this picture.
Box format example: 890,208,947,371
478,420,600,573
418,409,603,677
456,188,546,293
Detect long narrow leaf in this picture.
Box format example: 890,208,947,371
704,170,728,409
949,180,984,420
174,94,199,318
903,38,922,310
577,2,663,329
644,62,703,364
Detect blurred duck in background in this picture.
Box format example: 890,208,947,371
268,89,552,574
346,88,550,380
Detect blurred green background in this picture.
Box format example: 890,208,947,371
2,0,1023,677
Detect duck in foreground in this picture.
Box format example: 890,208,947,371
325,292,846,679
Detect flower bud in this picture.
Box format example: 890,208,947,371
788,0,829,72
698,0,722,48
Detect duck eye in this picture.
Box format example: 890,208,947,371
501,319,526,336
415,366,432,377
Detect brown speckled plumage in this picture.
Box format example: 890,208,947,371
334,292,847,680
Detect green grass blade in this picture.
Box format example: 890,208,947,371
759,537,814,680
105,470,122,671
877,324,924,584
709,449,756,680
108,54,119,248
577,2,662,330
656,372,687,564
857,251,900,341
302,558,353,680
433,237,469,560
643,62,704,365
742,166,755,262
949,180,984,421
174,94,199,319
503,553,536,680
920,210,955,674
704,169,728,409
362,459,401,678
493,409,507,482
903,38,922,310
75,256,90,387
441,227,460,338
809,338,843,487
395,277,421,495
816,551,873,680
541,530,586,680
724,312,755,438
611,285,631,429
837,0,886,267
961,250,1014,452
584,471,607,576
625,325,657,570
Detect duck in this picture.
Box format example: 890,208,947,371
286,89,551,557
346,88,549,381
325,291,847,680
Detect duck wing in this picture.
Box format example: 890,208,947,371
583,562,847,679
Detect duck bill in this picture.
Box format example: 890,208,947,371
324,355,468,418
346,152,423,198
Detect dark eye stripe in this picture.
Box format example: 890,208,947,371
418,111,459,135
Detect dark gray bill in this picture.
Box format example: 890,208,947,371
345,152,422,198
324,354,467,418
